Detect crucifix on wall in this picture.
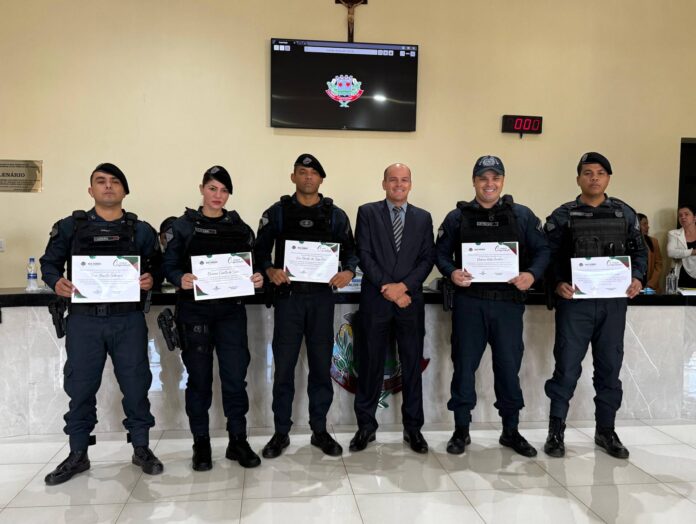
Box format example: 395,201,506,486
335,0,368,42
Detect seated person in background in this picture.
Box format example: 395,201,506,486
667,204,696,288
637,213,663,292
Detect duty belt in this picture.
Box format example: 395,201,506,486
289,281,330,293
69,302,142,316
178,293,243,305
457,286,526,303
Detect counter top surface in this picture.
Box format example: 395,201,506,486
0,287,690,307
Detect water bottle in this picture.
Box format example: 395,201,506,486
26,257,39,292
665,268,678,295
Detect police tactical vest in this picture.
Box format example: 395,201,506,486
273,195,334,268
68,210,139,279
183,208,251,273
455,196,527,301
71,210,138,256
565,200,627,257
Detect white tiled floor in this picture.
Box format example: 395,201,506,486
1,421,696,523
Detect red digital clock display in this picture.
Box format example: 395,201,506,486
501,115,543,135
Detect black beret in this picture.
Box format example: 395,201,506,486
577,152,612,175
92,163,129,194
204,165,233,194
294,153,326,178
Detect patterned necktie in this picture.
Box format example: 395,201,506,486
392,206,403,251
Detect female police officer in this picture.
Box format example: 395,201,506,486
163,166,263,470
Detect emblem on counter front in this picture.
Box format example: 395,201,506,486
331,312,430,408
325,75,364,108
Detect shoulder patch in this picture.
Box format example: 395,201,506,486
544,221,556,232
437,226,445,239
49,222,60,238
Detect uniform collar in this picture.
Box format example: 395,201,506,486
88,207,126,223
469,198,502,210
292,193,324,208
575,194,611,208
196,206,229,221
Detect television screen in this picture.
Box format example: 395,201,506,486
270,38,418,132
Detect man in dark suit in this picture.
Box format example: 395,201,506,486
350,163,435,453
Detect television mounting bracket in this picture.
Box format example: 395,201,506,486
335,0,367,43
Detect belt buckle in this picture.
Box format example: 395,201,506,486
95,304,109,316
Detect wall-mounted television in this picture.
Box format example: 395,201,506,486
270,38,418,132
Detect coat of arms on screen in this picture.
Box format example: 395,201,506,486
325,75,364,108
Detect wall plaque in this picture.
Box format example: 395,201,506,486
0,160,42,192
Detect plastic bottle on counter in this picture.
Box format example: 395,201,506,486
665,268,679,295
26,257,39,292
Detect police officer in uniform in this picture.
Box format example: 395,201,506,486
163,166,263,470
255,153,359,458
436,156,550,456
543,152,646,459
40,163,163,485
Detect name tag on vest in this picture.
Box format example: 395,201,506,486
93,235,120,242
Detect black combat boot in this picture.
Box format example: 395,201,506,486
132,446,164,475
446,427,471,455
226,434,261,468
499,427,537,457
44,450,90,485
595,427,629,459
544,416,566,458
262,432,290,459
192,435,212,471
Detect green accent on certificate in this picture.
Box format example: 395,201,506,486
571,256,631,298
283,240,340,283
460,241,519,282
71,255,141,303
191,252,254,301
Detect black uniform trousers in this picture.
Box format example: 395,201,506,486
64,311,154,452
545,298,626,428
271,288,335,434
448,293,526,428
178,300,250,436
354,296,425,432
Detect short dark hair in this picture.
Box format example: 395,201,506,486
678,204,696,215
636,213,647,222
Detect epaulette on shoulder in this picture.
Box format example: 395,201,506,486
608,196,635,214
124,211,138,222
456,200,470,211
322,197,334,207
280,195,292,204
560,200,578,210
501,194,515,205
71,210,88,220
184,207,199,221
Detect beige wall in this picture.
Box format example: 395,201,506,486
0,0,694,287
